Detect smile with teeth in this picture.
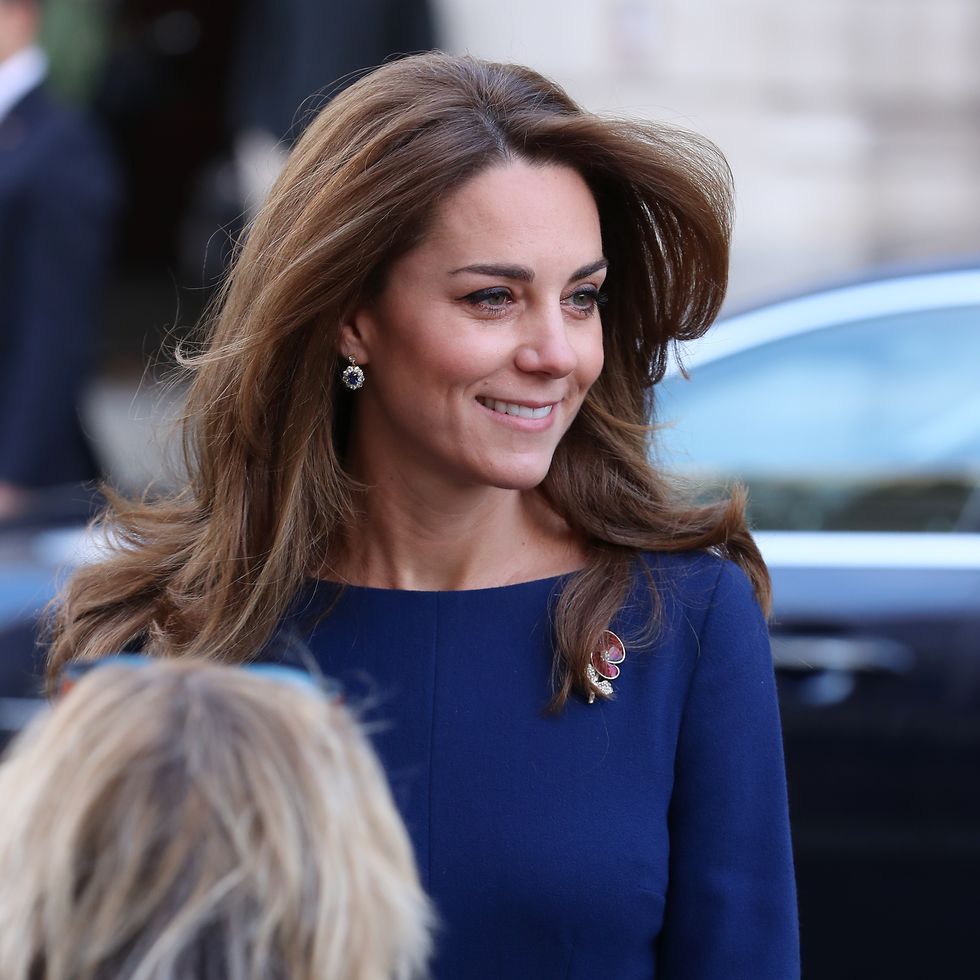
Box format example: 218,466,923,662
477,397,555,420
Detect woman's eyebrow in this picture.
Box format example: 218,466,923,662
569,258,609,281
450,263,534,282
449,257,608,283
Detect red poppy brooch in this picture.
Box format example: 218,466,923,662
586,630,627,703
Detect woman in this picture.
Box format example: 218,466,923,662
0,657,432,979
48,53,799,977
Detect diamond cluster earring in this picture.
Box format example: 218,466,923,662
341,355,365,391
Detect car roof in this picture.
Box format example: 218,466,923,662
724,256,980,314
670,265,980,374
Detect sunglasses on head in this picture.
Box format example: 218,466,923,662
0,655,342,740
56,653,343,701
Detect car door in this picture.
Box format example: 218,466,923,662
657,291,980,979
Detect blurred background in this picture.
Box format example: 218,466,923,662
1,1,978,977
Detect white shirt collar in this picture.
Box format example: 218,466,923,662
0,45,48,124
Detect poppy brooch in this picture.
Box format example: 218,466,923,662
586,630,627,704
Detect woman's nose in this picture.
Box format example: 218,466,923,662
514,308,578,378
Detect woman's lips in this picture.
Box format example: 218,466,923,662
476,396,555,420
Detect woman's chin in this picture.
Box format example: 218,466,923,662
479,459,555,492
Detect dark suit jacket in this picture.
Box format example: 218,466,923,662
0,84,118,489
230,0,436,143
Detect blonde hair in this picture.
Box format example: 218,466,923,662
47,52,768,709
0,659,432,980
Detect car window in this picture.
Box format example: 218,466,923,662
656,304,980,532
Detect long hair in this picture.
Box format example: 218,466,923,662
0,659,432,980
46,52,768,709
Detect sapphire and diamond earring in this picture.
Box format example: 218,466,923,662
341,355,365,391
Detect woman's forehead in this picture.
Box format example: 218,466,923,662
404,161,604,276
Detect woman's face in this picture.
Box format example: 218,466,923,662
342,160,606,493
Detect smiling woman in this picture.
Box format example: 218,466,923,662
340,162,605,512
46,53,799,979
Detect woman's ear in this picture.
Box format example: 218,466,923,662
338,305,376,365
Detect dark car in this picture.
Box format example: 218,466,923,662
657,266,980,979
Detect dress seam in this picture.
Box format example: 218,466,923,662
659,560,726,970
427,592,439,891
696,561,727,653
562,930,578,979
673,560,727,762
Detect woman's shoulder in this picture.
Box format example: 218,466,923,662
634,548,754,597
628,548,765,636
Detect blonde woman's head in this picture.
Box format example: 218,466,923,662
0,658,432,980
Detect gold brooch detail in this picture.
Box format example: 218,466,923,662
586,630,626,704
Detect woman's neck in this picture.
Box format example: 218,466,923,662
325,471,585,591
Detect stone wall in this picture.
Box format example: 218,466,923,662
434,0,980,306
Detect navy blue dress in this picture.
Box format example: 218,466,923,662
280,551,799,978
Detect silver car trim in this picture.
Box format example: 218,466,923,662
755,530,980,570
673,269,980,370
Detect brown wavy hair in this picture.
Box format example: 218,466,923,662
46,52,769,710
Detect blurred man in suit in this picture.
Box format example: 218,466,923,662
230,0,435,217
0,0,117,520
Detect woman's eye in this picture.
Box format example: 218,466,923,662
462,286,605,317
565,287,603,314
464,288,513,315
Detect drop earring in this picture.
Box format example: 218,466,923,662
341,355,365,391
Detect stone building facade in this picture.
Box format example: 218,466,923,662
436,0,980,306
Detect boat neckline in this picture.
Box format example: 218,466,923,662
303,569,584,597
